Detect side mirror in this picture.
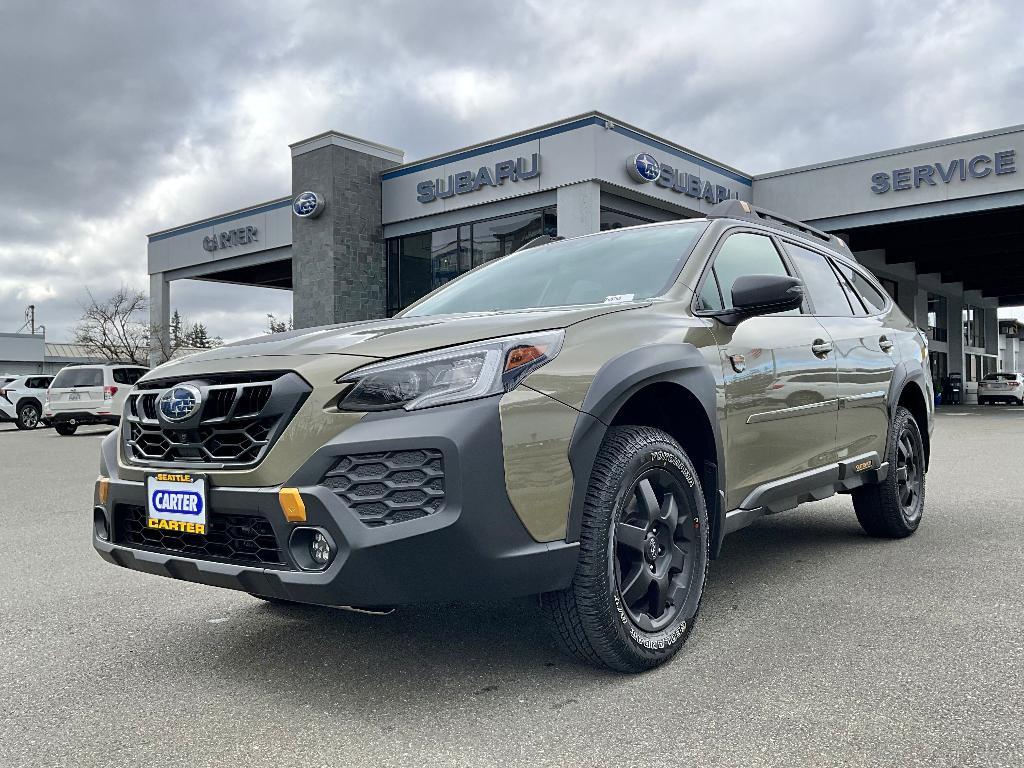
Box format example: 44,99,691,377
712,274,804,324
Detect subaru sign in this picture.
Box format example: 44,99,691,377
416,154,541,203
293,190,325,218
626,152,739,204
158,384,202,422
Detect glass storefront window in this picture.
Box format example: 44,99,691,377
600,208,653,231
927,293,947,342
963,306,985,348
386,208,555,312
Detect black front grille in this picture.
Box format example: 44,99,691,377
113,504,289,567
123,372,310,468
322,449,446,527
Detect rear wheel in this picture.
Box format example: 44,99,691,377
542,425,709,673
15,403,40,430
852,405,925,538
54,423,78,436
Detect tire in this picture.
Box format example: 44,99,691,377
54,423,78,436
541,425,709,673
15,403,40,430
852,405,926,538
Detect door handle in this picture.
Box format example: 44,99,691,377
811,339,833,356
879,336,894,352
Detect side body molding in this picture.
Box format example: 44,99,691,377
564,343,724,546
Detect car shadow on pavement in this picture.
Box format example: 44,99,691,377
187,504,875,702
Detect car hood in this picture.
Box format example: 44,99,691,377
154,303,647,370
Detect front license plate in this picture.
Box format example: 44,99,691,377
146,472,207,535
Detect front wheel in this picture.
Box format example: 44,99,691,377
542,426,709,673
54,423,78,436
852,405,926,538
16,403,40,430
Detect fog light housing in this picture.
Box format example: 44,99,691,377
93,507,109,541
288,527,336,571
311,532,331,564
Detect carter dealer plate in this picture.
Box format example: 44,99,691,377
145,472,207,535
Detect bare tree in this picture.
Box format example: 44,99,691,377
75,287,150,365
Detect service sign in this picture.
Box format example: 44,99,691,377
146,472,207,535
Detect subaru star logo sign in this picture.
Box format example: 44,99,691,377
159,384,202,422
627,152,661,183
292,190,325,219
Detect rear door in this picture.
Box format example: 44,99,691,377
783,241,898,465
697,230,840,510
48,367,105,413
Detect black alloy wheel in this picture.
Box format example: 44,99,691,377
614,469,700,633
894,425,923,524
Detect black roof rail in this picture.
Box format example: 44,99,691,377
514,234,564,252
707,199,853,256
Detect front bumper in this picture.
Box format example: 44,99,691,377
93,397,578,606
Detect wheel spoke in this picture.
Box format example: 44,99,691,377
659,494,679,532
620,564,653,606
651,571,670,615
669,543,686,572
616,522,648,553
636,478,660,524
896,466,909,483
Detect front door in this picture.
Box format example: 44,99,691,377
697,231,840,510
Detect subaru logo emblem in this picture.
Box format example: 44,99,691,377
293,190,325,219
159,384,202,422
627,152,661,183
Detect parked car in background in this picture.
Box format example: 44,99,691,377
44,363,148,435
977,372,1024,405
0,375,55,429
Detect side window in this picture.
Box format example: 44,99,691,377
25,377,41,389
832,262,874,315
783,242,854,316
696,270,724,311
711,232,793,311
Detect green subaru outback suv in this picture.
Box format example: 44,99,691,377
93,200,933,672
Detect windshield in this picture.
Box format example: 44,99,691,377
402,221,708,317
984,373,1018,381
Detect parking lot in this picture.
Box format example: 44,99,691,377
0,407,1021,768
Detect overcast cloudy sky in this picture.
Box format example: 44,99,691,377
2,0,1022,341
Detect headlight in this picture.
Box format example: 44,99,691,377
337,330,564,411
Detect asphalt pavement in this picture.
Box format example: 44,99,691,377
0,407,1021,767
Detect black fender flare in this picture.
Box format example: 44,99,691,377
885,360,931,466
15,396,42,415
564,342,725,549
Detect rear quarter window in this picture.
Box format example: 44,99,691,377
113,368,147,385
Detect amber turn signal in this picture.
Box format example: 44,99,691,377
279,487,307,523
96,477,109,505
504,344,547,372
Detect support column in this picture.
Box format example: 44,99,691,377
913,287,929,333
149,271,170,366
556,182,601,238
947,294,964,377
290,132,403,328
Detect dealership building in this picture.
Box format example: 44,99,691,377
147,111,1024,399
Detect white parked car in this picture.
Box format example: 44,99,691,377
43,364,149,435
0,374,54,429
977,372,1024,405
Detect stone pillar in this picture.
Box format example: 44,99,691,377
290,132,403,328
149,271,170,366
556,182,601,238
913,287,929,332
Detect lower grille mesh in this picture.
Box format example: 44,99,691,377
322,449,445,527
113,504,288,567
